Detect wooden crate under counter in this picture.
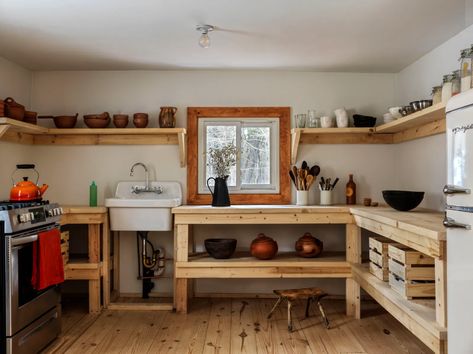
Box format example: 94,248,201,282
61,231,69,265
368,236,396,281
388,243,435,299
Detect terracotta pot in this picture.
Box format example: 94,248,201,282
4,97,25,121
250,233,278,260
295,232,323,258
133,113,149,128
0,99,5,117
23,111,38,125
84,112,110,120
113,114,129,128
84,116,110,128
38,114,78,128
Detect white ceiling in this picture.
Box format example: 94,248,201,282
0,0,468,72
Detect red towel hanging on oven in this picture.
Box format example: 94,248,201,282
31,228,65,290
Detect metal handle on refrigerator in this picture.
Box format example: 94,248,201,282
443,184,471,195
443,217,471,230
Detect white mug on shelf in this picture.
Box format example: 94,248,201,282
320,116,333,128
334,108,348,128
320,190,333,205
296,190,309,206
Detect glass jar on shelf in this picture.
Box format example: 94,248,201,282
459,48,473,92
441,74,454,104
295,114,307,128
452,70,461,96
431,85,442,105
307,109,319,128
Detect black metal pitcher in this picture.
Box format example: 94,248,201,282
207,176,231,207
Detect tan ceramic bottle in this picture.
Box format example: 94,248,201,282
346,174,356,205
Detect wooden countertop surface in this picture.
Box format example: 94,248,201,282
62,205,108,214
172,205,352,214
350,206,445,240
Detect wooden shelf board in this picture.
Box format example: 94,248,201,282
176,251,351,278
292,127,374,134
0,117,49,134
375,103,446,133
47,127,186,135
352,263,446,349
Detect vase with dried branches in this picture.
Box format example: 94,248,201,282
206,143,237,206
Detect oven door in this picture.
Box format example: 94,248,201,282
5,226,61,337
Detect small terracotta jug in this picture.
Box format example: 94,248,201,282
250,233,278,260
159,106,177,128
295,232,323,258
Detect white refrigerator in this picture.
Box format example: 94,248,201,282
445,89,473,354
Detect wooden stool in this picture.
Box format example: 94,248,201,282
267,287,330,332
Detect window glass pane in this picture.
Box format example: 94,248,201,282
206,125,237,187
241,127,270,185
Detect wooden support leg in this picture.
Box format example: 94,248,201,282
267,296,282,319
304,297,312,319
174,224,189,313
102,217,110,308
317,299,330,329
346,223,361,319
88,224,101,313
287,300,293,332
435,243,447,327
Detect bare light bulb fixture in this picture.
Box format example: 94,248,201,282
196,24,214,48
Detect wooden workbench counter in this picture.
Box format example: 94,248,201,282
172,204,360,316
60,205,110,313
172,205,354,224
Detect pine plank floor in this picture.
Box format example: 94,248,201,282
43,298,432,354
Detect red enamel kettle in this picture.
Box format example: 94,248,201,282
10,164,48,201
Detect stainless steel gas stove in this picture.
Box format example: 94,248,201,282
0,200,63,354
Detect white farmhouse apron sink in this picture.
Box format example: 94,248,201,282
105,181,182,231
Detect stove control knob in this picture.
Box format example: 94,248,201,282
25,213,31,222
29,212,35,221
17,214,27,223
47,209,54,217
54,208,61,216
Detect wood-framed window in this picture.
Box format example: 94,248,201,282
187,107,291,205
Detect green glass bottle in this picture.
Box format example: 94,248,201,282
89,181,97,207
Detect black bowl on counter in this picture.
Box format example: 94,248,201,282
204,238,237,259
353,114,377,127
382,190,424,211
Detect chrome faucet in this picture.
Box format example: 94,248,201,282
129,162,162,194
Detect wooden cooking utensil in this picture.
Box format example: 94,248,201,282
289,170,297,187
306,174,314,189
310,165,320,177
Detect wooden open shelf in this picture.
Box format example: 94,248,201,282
291,103,446,163
175,251,351,278
0,117,187,167
352,263,446,353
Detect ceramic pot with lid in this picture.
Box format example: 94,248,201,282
250,233,278,260
10,164,48,202
295,232,323,258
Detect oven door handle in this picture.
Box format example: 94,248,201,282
11,234,38,246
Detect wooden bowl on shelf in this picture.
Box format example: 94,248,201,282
84,115,110,128
113,114,129,128
23,111,38,125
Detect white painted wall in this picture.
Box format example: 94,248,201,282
394,24,473,211
0,56,32,198
29,70,397,295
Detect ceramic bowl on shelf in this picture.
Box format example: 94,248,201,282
204,238,237,259
84,115,111,128
388,106,402,119
353,114,377,127
383,112,395,124
113,114,129,128
133,113,149,128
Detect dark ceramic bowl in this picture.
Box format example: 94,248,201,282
382,190,424,211
353,114,377,127
205,238,237,259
